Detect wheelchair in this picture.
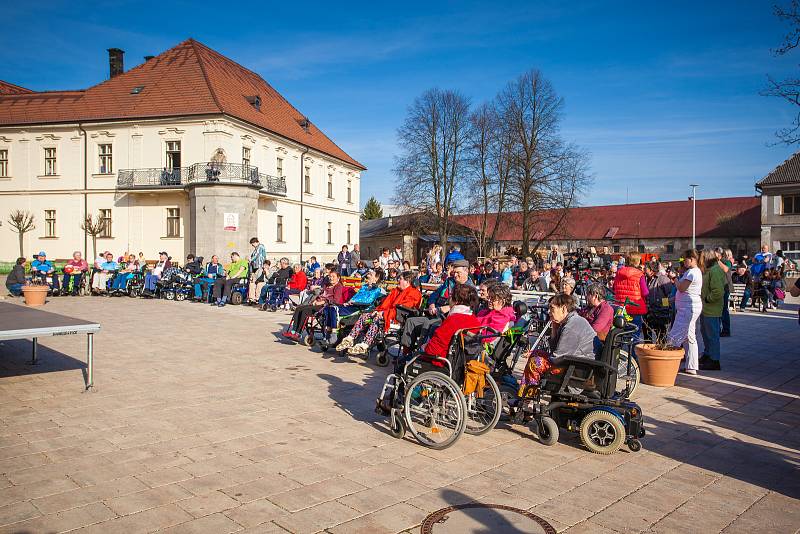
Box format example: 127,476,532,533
375,326,503,449
372,304,425,367
531,316,645,454
159,270,196,301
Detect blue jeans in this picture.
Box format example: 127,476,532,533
701,315,721,362
111,273,132,290
721,287,730,334
7,283,23,296
144,273,160,291
739,288,751,310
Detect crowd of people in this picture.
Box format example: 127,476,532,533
6,238,798,378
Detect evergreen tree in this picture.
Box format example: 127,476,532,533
362,196,384,220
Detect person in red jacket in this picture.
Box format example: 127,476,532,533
612,252,649,336
337,271,423,355
422,283,480,359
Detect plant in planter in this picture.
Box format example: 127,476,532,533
634,328,684,387
21,280,49,307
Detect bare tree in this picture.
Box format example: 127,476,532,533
8,210,35,258
497,69,591,256
463,102,513,257
763,0,800,144
394,88,472,252
81,213,107,260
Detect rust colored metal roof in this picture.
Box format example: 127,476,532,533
757,151,800,187
454,196,760,242
0,39,364,170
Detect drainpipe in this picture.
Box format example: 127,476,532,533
78,123,88,258
299,145,309,263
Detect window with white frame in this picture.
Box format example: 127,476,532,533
276,215,284,242
327,222,333,244
45,210,56,237
99,209,112,237
304,167,311,194
166,141,181,169
327,174,334,199
166,208,180,237
242,146,251,168
0,149,8,177
276,157,283,177
99,144,113,174
304,219,311,243
347,180,352,203
44,147,57,175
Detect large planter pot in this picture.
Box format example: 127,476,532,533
22,285,48,307
634,343,684,387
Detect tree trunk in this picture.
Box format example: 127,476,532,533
91,236,98,261
17,232,23,258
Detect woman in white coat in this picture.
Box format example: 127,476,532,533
667,249,703,375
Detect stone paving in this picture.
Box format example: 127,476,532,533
0,294,798,533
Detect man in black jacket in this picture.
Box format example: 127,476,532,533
732,263,753,311
184,254,203,275
258,257,293,310
6,257,26,296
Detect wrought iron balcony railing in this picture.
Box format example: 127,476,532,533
117,163,287,196
117,167,188,188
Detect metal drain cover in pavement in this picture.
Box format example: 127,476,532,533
421,503,556,534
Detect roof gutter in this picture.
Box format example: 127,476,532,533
299,145,309,263
78,123,88,258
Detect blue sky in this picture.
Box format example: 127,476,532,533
2,1,798,207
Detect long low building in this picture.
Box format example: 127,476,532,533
454,196,760,259
0,39,364,263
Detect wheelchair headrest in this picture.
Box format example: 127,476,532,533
513,300,528,317
613,315,625,329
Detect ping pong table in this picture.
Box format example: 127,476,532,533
0,302,101,390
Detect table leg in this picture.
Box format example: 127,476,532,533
86,333,94,390
31,337,38,365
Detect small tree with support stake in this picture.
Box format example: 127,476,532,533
8,210,35,258
81,213,107,261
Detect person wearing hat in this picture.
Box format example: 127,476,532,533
31,251,59,292
399,259,474,352
142,252,171,296
62,251,89,296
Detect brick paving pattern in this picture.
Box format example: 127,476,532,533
0,296,798,533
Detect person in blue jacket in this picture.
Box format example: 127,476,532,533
31,251,59,291
194,255,225,301
443,244,465,266
322,270,385,340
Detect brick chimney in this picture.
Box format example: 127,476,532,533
107,48,124,78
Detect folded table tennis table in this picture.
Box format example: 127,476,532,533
0,302,100,390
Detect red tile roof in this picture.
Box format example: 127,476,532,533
0,39,364,170
0,80,33,95
454,196,760,242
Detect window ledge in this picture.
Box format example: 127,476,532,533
92,173,115,178
276,240,286,244
40,236,59,239
96,236,115,239
161,236,182,240
38,175,60,179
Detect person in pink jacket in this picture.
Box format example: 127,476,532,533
477,283,517,338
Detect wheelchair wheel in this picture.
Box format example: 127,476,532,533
175,292,187,302
375,350,389,367
128,285,140,298
303,333,315,347
389,411,406,439
617,349,640,398
403,372,466,450
230,292,244,305
579,410,625,455
464,373,502,436
537,416,559,446
499,383,520,422
164,290,175,301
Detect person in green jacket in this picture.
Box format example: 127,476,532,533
211,252,249,307
700,249,725,371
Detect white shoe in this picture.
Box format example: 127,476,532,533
348,342,369,356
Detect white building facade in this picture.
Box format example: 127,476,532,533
0,40,364,264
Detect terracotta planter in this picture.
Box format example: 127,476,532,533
634,343,684,387
22,285,48,307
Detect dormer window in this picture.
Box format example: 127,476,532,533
246,95,261,111
130,86,144,94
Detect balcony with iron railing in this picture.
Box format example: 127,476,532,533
117,162,287,196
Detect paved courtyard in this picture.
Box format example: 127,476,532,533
0,295,798,533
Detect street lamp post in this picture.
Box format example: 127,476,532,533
689,184,699,249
